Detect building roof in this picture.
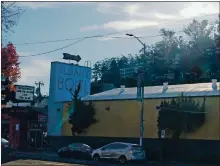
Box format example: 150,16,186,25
82,82,220,101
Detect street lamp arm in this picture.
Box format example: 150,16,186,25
133,36,145,47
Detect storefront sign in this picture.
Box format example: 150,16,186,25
15,85,34,101
50,62,91,102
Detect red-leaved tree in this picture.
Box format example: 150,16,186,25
1,43,20,84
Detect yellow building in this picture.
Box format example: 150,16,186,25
62,81,220,140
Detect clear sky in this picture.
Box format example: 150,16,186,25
6,1,219,94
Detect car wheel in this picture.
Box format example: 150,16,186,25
119,155,127,164
93,154,100,162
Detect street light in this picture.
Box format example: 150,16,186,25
126,33,146,147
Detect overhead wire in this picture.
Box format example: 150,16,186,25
18,13,218,58
14,13,218,46
17,29,186,58
19,38,85,58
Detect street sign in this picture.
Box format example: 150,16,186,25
15,85,34,101
161,130,165,138
63,53,81,63
137,86,142,101
137,69,144,101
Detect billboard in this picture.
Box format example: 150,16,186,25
49,62,91,102
15,85,34,101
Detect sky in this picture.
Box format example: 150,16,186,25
4,1,219,95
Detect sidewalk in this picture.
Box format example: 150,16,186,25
11,151,57,158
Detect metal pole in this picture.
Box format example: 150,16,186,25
126,34,146,146
140,44,146,146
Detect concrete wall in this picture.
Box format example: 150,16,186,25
48,62,63,136
62,96,220,140
48,62,91,136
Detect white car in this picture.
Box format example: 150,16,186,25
92,142,146,164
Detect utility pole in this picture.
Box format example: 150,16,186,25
126,33,146,146
35,81,44,102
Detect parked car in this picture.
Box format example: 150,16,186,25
92,142,146,164
2,138,10,148
58,143,93,160
1,138,14,163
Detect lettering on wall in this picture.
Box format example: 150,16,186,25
51,62,91,102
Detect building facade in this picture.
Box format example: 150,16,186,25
48,61,91,136
62,81,220,140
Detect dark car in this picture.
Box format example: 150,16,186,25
1,138,14,163
58,143,93,160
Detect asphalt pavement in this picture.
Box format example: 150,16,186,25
5,151,217,166
2,159,85,165
3,159,218,166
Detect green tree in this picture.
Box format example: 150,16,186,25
68,82,97,135
157,93,206,139
91,18,219,90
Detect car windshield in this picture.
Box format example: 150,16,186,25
83,144,91,149
1,138,8,143
68,143,81,148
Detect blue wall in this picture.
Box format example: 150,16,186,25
48,62,91,136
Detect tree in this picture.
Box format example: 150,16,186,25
183,19,215,73
157,93,206,139
68,82,97,135
1,2,25,42
1,43,20,84
91,18,219,88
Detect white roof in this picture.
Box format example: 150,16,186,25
82,82,220,101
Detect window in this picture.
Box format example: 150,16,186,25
102,144,115,150
68,143,82,149
102,143,128,150
114,143,128,149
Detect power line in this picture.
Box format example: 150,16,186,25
14,13,218,46
17,29,188,58
19,38,85,58
19,35,106,58
158,106,219,114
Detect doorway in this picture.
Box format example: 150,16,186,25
29,129,43,149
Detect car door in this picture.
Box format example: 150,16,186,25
108,143,128,159
68,143,81,157
100,144,115,158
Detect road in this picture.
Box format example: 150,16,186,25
4,151,217,166
2,159,85,165
3,159,217,166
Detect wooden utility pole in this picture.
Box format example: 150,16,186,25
35,81,44,101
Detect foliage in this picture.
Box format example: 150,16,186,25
157,93,206,139
1,2,25,42
1,43,20,84
68,82,97,135
92,18,220,87
1,43,20,104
